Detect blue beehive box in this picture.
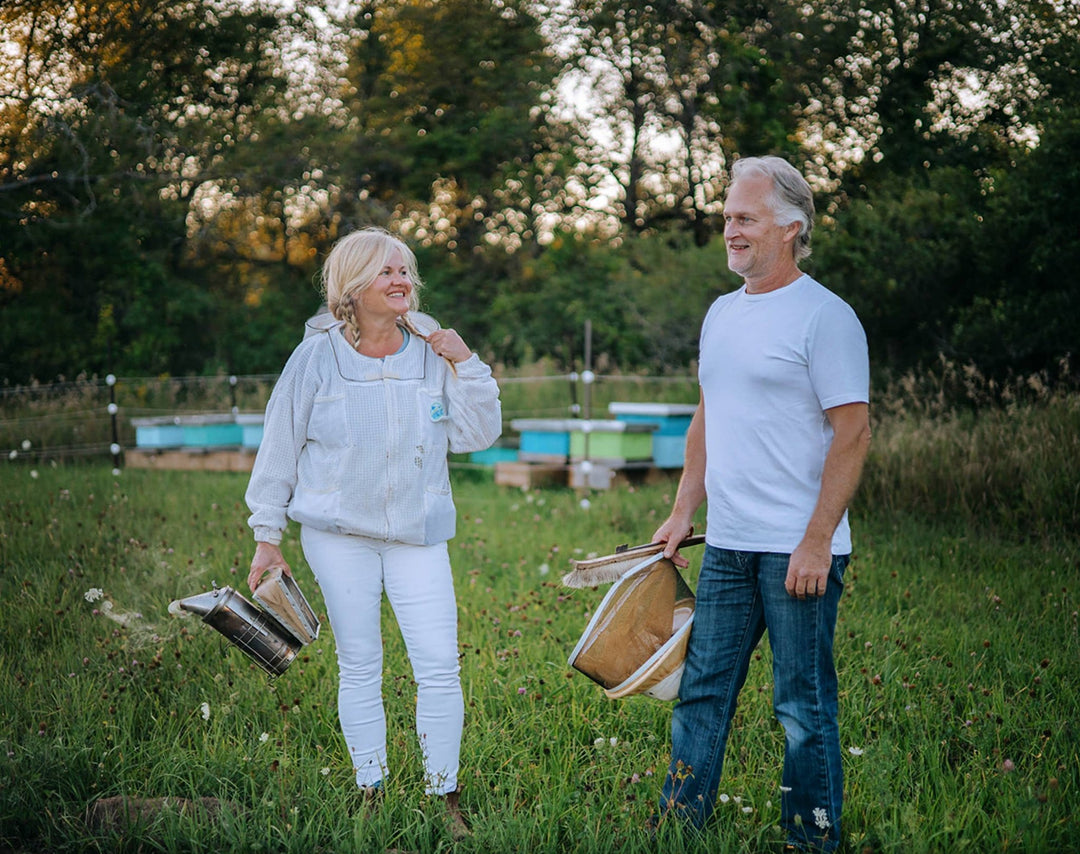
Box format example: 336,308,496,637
510,418,574,461
181,414,243,447
608,402,697,435
651,434,688,468
235,413,264,449
131,416,185,448
469,447,519,466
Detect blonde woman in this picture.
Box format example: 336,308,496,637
245,227,501,836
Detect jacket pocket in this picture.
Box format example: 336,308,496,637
308,394,349,449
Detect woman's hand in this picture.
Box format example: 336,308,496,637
248,542,292,593
426,328,472,364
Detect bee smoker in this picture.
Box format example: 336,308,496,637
176,583,300,676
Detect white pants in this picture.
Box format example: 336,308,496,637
300,527,463,795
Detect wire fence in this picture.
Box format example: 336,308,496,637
1,370,699,466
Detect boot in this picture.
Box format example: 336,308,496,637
443,787,471,840
348,781,383,818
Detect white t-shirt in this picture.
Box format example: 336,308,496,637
698,274,869,554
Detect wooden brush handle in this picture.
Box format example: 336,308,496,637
614,534,706,555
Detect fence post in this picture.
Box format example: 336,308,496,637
106,374,121,474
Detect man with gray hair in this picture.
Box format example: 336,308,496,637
651,156,871,852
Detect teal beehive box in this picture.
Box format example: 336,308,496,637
181,414,243,447
510,418,574,461
235,413,265,449
131,416,185,448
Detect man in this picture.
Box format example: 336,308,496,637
652,156,871,852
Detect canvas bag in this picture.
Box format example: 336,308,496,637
568,552,695,700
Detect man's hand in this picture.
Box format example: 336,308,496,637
785,537,831,598
652,517,695,568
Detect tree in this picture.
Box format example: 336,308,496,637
561,1,810,243
794,0,1047,187
333,0,565,247
0,0,291,381
951,6,1080,379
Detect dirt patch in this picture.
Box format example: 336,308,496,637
84,796,239,831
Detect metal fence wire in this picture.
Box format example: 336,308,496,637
2,371,698,465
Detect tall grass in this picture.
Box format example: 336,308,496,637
859,359,1080,535
1,392,1077,853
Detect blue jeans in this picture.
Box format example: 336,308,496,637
660,547,847,852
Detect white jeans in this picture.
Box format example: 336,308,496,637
300,527,463,794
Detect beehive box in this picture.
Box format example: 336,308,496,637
235,413,265,449
608,402,697,468
510,418,574,462
180,414,243,447
568,420,655,464
131,416,185,449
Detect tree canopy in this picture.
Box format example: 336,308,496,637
1,0,1077,388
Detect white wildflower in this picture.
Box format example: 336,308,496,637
848,746,864,756
609,737,617,746
200,702,211,721
84,588,104,603
259,732,269,743
538,563,550,576
21,440,31,451
719,793,730,803
742,806,754,814
813,807,831,829
321,767,330,776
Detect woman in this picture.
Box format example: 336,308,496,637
245,227,501,836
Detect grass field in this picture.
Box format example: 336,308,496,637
1,397,1078,852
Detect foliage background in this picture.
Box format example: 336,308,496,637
1,0,1078,389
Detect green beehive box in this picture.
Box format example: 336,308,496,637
569,420,655,462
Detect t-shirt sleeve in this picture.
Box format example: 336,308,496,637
808,298,870,410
